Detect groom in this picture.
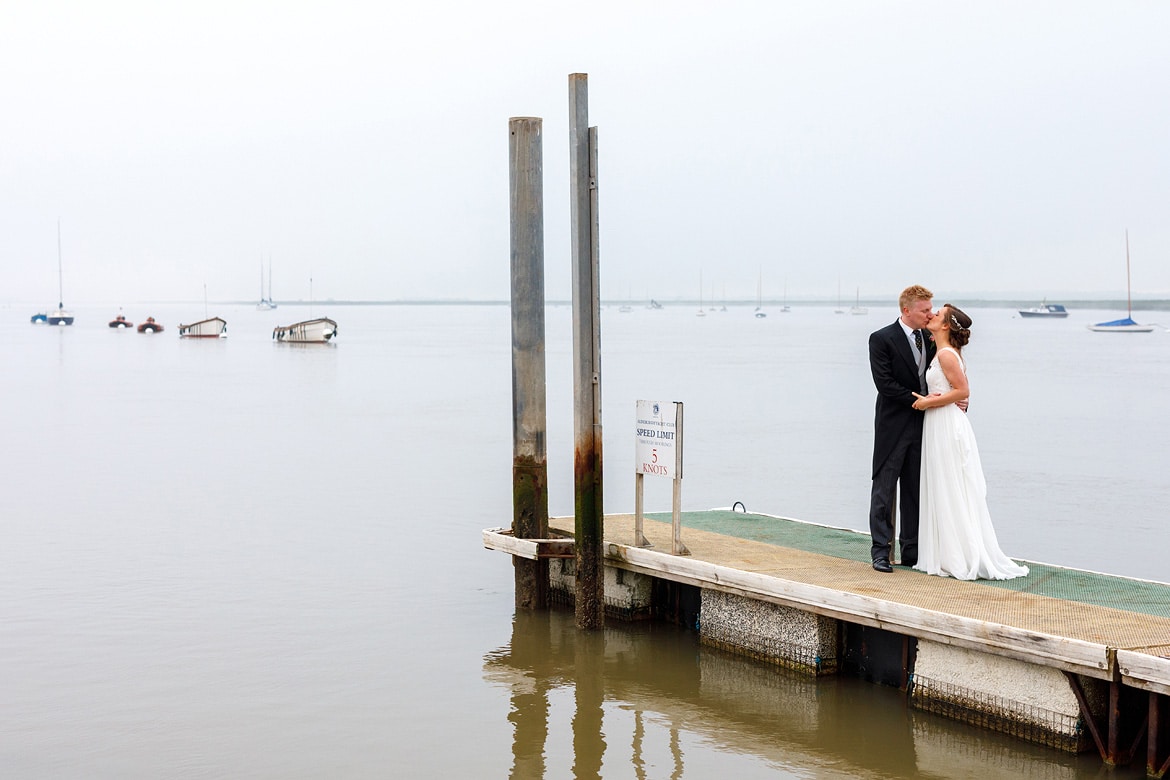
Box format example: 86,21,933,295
868,285,935,573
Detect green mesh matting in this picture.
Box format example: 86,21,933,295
646,510,1170,619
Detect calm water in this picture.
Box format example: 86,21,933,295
2,301,1165,778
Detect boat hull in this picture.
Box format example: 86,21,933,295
273,318,337,343
178,317,227,338
47,310,74,326
1087,324,1155,333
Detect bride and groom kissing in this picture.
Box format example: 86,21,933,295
867,285,1028,581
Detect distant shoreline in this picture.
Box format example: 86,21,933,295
9,298,1170,310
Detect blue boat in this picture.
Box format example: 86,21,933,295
1088,231,1155,333
1018,302,1068,318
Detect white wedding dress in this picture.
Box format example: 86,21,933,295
915,347,1029,581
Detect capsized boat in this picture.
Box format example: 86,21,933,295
108,313,134,329
178,317,227,338
1019,301,1069,318
273,317,337,343
137,317,164,333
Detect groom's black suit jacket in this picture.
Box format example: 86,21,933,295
869,320,936,478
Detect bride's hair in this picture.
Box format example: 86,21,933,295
943,304,973,349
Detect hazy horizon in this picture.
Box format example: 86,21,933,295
5,2,1169,304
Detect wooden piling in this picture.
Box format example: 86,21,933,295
568,73,604,629
509,116,549,610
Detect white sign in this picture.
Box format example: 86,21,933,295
635,400,679,479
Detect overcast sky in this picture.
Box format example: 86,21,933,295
3,1,1169,305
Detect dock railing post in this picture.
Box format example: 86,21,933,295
509,116,549,610
569,73,604,629
671,402,689,556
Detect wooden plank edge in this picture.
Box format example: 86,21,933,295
1118,649,1170,695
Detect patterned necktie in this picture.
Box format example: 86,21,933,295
914,330,927,393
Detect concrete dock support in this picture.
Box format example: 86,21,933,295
509,116,549,610
699,591,839,675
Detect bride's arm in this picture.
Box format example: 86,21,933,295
912,351,970,409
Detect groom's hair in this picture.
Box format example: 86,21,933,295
899,285,933,311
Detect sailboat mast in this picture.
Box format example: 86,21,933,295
57,219,64,308
1126,229,1133,318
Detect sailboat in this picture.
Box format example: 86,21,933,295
1088,231,1155,333
257,259,277,310
850,287,868,315
697,270,706,317
834,280,845,314
46,221,74,326
754,269,767,318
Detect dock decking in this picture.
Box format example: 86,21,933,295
484,510,1170,773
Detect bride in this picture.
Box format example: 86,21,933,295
911,304,1029,581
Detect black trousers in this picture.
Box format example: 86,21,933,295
868,434,921,563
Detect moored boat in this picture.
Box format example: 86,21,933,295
1089,231,1155,333
1019,301,1069,318
273,317,338,343
47,307,74,326
137,317,164,333
46,222,74,326
30,312,48,324
178,317,227,338
108,313,134,329
1087,317,1155,333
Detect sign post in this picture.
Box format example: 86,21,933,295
635,400,689,555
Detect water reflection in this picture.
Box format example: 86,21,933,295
484,608,1144,779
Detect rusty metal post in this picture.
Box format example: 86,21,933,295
510,116,549,610
569,73,604,629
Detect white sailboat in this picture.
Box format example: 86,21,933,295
46,221,74,326
850,287,868,315
834,280,845,314
1088,231,1155,333
697,270,706,317
257,259,277,310
754,269,766,318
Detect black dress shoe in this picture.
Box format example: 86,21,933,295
872,558,894,573
899,558,917,568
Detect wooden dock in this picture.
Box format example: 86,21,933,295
484,510,1170,775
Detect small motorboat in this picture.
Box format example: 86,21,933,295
273,317,338,343
178,317,227,338
1018,302,1069,318
137,317,164,334
108,313,134,329
30,312,48,324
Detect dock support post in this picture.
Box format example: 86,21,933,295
569,73,604,629
509,116,549,610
